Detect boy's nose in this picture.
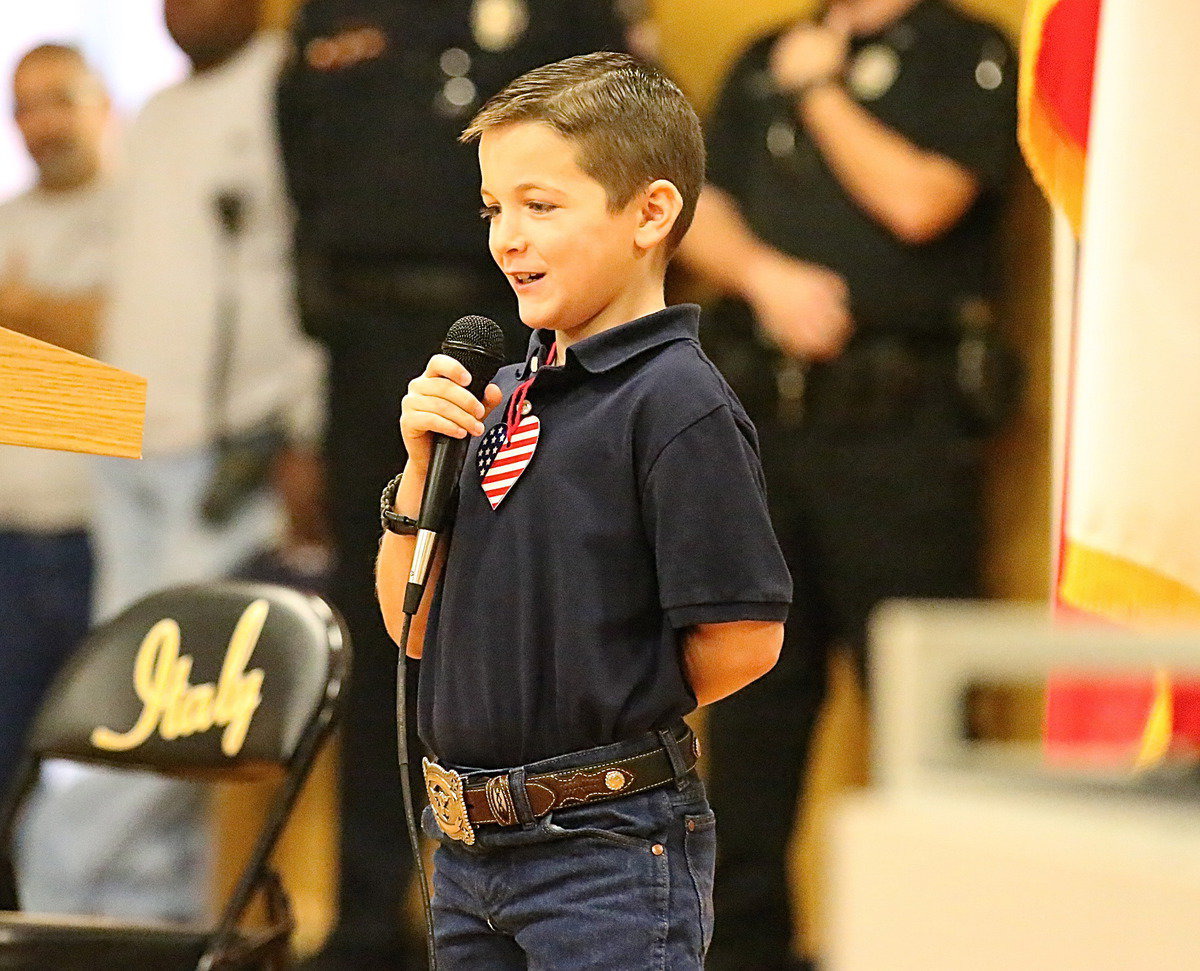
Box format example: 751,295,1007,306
492,218,527,256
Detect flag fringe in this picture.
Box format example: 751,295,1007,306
1059,541,1200,767
1019,94,1087,235
1135,670,1173,769
1018,0,1093,234
1059,540,1200,625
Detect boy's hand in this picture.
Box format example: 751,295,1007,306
400,354,503,473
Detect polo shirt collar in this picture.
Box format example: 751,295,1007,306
523,304,701,377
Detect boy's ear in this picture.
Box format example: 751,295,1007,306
634,179,684,253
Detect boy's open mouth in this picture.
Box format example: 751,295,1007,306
511,271,545,286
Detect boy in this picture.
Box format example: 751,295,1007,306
377,52,791,969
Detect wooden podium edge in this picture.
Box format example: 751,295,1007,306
0,326,146,459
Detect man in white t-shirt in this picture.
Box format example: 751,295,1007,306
94,0,326,615
0,43,111,799
19,0,327,924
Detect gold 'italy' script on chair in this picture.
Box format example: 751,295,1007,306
91,599,269,757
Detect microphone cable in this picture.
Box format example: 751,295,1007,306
395,608,439,971
392,314,505,970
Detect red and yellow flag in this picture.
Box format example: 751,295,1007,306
1022,0,1200,764
1017,0,1101,235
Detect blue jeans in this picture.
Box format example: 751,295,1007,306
0,530,92,794
422,742,715,969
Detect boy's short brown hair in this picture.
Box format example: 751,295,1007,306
461,51,705,253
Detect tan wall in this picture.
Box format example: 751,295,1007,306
261,0,300,30
241,0,1052,962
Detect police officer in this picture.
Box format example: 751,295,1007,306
676,1,1019,968
276,2,626,967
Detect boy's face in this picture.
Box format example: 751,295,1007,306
478,122,646,336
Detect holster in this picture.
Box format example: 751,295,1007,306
199,418,288,526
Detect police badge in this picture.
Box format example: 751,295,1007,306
848,43,900,101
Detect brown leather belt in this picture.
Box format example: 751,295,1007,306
422,727,700,845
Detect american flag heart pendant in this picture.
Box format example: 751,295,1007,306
477,415,540,509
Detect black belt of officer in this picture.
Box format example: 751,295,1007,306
772,331,958,427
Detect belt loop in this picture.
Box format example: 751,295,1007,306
507,767,536,829
656,727,689,790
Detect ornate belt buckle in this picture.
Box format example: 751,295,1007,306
423,757,475,845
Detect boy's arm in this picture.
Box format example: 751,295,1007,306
682,620,784,707
376,353,501,656
643,404,792,697
376,464,442,658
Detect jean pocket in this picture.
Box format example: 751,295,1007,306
543,824,651,850
683,810,717,952
542,789,670,850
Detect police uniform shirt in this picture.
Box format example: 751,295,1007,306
419,305,793,770
705,0,1018,333
278,0,626,268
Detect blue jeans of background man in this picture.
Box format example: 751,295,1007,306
423,743,715,970
0,530,92,795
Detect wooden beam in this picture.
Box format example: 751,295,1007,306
0,326,145,458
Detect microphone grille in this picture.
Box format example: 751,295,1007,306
445,315,506,363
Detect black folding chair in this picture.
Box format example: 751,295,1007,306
0,582,349,970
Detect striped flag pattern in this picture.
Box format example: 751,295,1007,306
477,415,540,509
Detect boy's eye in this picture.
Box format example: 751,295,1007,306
527,201,557,214
479,205,499,221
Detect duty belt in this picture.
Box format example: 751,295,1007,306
422,726,701,846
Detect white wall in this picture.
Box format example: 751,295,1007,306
0,0,187,196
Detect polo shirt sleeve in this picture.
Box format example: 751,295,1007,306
901,28,1019,193
642,404,792,628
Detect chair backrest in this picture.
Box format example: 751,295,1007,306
27,582,347,778
0,581,349,947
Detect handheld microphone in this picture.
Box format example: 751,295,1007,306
404,315,506,614
396,322,502,971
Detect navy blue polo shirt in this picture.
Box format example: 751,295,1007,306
418,304,792,769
